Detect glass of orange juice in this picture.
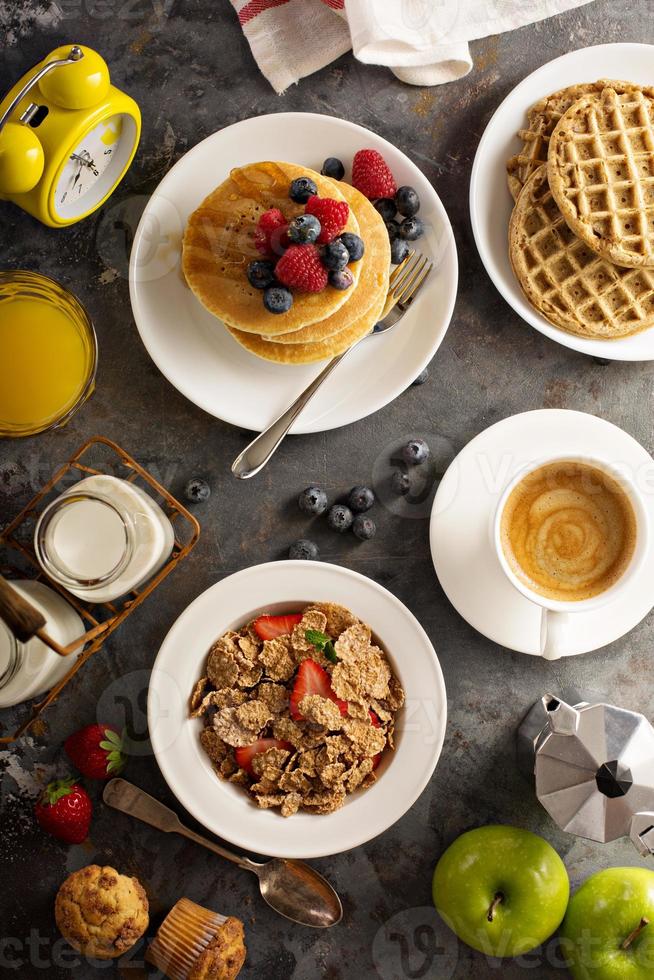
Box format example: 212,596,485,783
0,271,97,437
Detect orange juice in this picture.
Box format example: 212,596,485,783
0,272,97,436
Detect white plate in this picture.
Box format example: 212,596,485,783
148,561,446,858
129,112,457,432
470,43,654,361
429,410,654,656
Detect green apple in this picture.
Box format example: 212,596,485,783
432,824,569,957
561,867,654,979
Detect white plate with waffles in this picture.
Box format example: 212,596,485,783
130,112,457,433
147,561,447,858
471,43,654,361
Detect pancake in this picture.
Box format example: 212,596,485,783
270,182,389,345
227,184,391,363
182,162,361,336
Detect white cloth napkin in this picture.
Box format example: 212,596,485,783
231,0,595,94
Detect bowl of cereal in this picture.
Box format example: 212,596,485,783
148,561,446,858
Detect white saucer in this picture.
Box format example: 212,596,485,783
470,43,654,361
429,410,654,656
129,112,457,433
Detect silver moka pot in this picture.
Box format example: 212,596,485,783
517,694,654,856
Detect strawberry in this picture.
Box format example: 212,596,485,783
255,208,288,256
65,724,126,780
34,779,92,844
370,710,383,770
290,659,348,721
235,738,294,777
253,613,303,641
352,149,397,200
304,196,349,244
275,245,328,292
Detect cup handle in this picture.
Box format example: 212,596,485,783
540,609,574,660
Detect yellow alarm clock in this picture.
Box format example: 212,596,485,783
0,44,141,227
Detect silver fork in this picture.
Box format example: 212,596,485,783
231,252,433,479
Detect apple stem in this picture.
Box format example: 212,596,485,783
622,917,649,950
487,892,504,923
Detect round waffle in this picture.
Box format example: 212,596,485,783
509,165,654,339
507,81,654,203
182,161,361,335
228,182,390,363
548,86,654,269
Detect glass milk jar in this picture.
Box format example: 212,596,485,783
34,475,174,603
0,580,84,708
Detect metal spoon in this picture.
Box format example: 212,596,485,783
103,778,342,928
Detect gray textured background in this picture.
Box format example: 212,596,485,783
2,1,654,977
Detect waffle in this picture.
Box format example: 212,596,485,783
507,81,654,202
548,87,654,269
509,165,654,338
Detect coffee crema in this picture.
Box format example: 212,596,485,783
500,460,637,602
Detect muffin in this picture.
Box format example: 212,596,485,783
55,864,149,960
146,897,245,980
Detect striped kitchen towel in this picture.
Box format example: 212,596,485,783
231,0,595,94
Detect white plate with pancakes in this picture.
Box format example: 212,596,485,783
471,43,654,361
430,409,654,656
129,112,457,432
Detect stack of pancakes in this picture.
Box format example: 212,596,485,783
182,161,390,363
507,81,654,339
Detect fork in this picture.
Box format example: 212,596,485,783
231,251,433,480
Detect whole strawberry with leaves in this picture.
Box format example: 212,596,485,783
34,779,92,844
65,724,126,780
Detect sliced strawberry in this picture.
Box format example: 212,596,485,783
290,658,348,721
370,710,383,770
253,613,303,641
235,738,293,777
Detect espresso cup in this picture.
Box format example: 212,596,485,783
493,455,649,660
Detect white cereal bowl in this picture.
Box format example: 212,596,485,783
148,561,446,859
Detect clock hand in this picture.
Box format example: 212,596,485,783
70,152,100,176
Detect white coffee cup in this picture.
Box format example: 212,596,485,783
493,455,649,660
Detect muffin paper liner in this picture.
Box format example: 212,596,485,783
145,897,227,980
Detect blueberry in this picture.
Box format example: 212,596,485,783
298,485,328,515
352,515,376,540
263,285,293,314
185,478,210,503
247,260,276,290
401,439,430,465
321,157,345,180
321,240,349,271
391,471,411,496
390,237,409,265
289,176,318,203
347,485,375,513
374,198,396,222
337,233,364,262
399,216,424,241
288,213,321,244
412,368,429,386
385,219,400,241
329,269,354,290
327,504,353,533
289,538,320,560
395,186,420,217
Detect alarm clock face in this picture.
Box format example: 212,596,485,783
54,113,138,221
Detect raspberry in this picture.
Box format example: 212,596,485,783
255,207,288,255
275,245,328,293
352,149,397,200
304,196,349,244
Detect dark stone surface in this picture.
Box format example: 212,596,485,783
1,2,654,977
